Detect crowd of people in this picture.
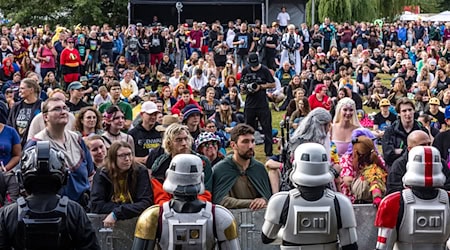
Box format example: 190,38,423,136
0,11,450,234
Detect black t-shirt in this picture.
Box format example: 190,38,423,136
241,65,274,109
128,124,162,158
425,110,445,130
374,112,397,131
175,32,187,50
233,32,253,56
66,100,89,115
436,77,450,92
264,33,279,56
86,38,100,52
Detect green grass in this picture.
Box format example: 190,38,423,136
251,74,393,163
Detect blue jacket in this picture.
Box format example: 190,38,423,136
397,27,407,42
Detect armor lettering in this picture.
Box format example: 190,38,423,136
416,216,441,228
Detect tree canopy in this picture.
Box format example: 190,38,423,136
0,0,128,26
306,0,448,25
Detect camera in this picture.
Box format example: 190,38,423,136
240,73,263,93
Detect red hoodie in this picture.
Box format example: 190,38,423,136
171,98,202,115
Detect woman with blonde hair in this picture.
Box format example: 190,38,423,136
331,97,361,157
387,77,407,106
90,141,152,228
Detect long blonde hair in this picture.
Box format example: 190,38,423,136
333,97,361,127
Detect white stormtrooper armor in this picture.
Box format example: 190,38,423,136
132,154,240,250
375,146,450,250
262,143,358,250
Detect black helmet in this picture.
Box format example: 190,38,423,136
21,141,67,192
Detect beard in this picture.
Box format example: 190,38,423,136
238,149,254,160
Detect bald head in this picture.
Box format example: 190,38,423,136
407,130,431,150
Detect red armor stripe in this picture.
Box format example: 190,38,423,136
377,236,387,243
424,147,433,187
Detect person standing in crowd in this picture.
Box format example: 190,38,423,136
382,97,428,168
212,124,272,209
149,26,166,75
233,23,254,73
60,37,81,87
241,53,275,157
90,141,152,228
276,7,290,32
85,31,101,73
26,97,94,209
319,17,336,53
7,78,42,147
280,24,302,74
128,101,162,165
37,38,57,80
0,141,100,249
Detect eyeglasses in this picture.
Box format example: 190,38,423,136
201,141,218,148
47,106,70,113
117,152,132,159
84,115,97,120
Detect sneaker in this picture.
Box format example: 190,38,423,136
272,103,280,112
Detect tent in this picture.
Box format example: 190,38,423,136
399,11,421,21
425,11,450,22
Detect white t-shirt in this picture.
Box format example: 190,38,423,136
277,12,290,26
93,93,111,108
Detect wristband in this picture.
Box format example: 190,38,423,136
111,212,117,221
329,167,339,178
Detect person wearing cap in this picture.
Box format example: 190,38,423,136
195,132,224,167
241,52,276,157
181,104,203,140
79,75,94,103
233,23,255,72
425,97,446,131
66,81,89,115
128,101,162,165
373,99,397,139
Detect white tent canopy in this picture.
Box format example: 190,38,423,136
425,11,450,22
399,11,421,21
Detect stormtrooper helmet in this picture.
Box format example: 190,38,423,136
163,154,205,196
403,146,445,188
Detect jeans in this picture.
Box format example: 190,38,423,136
236,54,249,72
340,42,352,52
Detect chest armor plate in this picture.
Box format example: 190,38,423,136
159,201,215,250
397,189,450,249
283,189,339,245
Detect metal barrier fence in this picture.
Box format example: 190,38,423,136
87,204,378,249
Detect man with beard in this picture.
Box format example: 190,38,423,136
212,124,272,209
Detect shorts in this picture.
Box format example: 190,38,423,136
150,52,163,65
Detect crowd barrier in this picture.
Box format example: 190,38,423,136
87,204,378,249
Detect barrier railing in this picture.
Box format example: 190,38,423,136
87,204,378,249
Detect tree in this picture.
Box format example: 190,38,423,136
0,0,127,27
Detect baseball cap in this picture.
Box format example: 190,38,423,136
271,21,279,27
66,37,74,43
445,106,450,119
194,132,220,151
141,101,159,114
220,99,230,105
379,98,391,107
429,97,440,105
80,76,88,82
67,81,83,91
428,59,437,66
248,53,259,67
